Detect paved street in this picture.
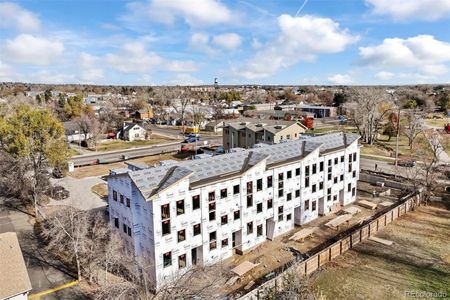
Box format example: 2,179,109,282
0,202,86,299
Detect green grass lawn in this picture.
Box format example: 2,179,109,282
360,132,432,160
96,139,173,152
425,118,449,128
68,148,81,156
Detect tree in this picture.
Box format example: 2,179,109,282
0,104,68,217
345,88,392,144
74,113,106,150
263,270,312,299
403,110,424,149
130,98,149,112
406,131,441,204
333,92,346,107
383,123,396,142
41,207,126,282
64,95,85,119
220,91,242,106
438,92,450,113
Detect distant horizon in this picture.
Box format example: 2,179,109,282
2,82,450,88
1,0,450,85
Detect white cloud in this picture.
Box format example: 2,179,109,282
359,35,450,80
420,64,448,76
78,52,104,83
190,32,241,54
328,74,353,85
374,71,394,80
125,0,233,26
168,73,204,85
0,60,15,81
189,33,215,55
239,14,359,79
104,42,197,73
0,2,41,32
212,33,242,50
366,0,450,21
359,35,450,67
2,34,64,65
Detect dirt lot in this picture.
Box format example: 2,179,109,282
69,153,187,179
309,205,450,299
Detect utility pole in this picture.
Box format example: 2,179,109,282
388,89,400,177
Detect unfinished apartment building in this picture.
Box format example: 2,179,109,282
107,132,360,289
222,121,307,150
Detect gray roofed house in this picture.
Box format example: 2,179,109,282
223,121,307,150
120,132,359,200
0,232,32,300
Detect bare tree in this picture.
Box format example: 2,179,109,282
263,270,312,300
75,113,106,149
403,109,424,149
345,88,392,144
190,103,206,128
41,207,89,280
406,131,442,204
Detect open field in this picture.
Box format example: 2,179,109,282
310,205,450,299
360,132,432,160
425,118,449,128
69,153,185,178
95,136,176,152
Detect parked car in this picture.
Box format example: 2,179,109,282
398,159,416,167
184,136,200,143
46,186,70,200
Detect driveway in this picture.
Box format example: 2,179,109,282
48,176,107,211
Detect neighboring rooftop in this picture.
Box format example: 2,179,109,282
0,232,32,299
120,133,359,200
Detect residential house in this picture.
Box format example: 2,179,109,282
63,121,91,142
107,133,360,289
133,108,154,120
204,121,225,133
0,232,32,300
117,123,148,142
296,104,337,118
222,121,307,150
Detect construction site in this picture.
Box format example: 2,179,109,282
189,171,449,299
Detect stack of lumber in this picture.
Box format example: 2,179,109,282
358,200,377,210
289,227,318,241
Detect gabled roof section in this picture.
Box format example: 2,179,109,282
124,132,359,200
0,232,32,299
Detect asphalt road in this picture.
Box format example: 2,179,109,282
71,138,222,166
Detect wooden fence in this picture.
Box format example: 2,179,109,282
233,192,422,300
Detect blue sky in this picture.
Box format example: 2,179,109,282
1,0,450,85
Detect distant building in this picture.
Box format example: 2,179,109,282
117,123,148,142
132,108,154,120
63,121,92,142
222,121,307,150
296,105,337,118
204,121,225,133
0,232,32,300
